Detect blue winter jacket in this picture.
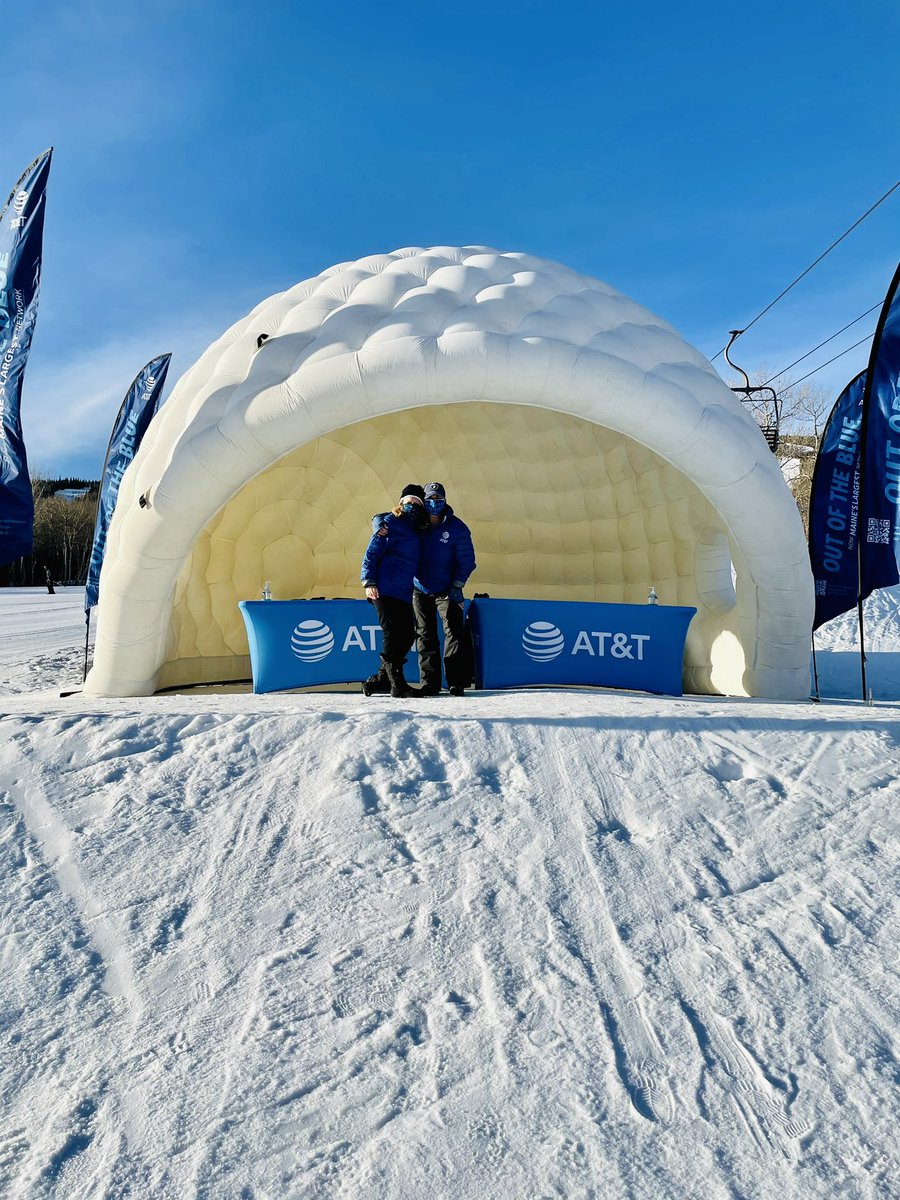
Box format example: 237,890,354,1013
415,505,476,595
360,510,423,603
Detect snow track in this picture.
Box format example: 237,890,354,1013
1,586,899,1197
1,690,899,1199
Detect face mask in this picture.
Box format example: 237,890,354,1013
401,502,420,516
425,498,446,515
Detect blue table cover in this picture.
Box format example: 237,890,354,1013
239,598,460,694
468,598,696,696
239,597,696,697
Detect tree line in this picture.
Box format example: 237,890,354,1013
1,476,100,588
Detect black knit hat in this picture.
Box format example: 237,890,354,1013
400,482,426,502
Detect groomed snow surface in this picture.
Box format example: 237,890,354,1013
1,588,899,1199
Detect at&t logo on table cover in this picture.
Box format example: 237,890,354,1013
522,621,565,661
522,621,652,663
290,619,335,662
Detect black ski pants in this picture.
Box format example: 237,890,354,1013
371,595,415,665
413,591,471,689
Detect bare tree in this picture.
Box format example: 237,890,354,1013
37,496,96,583
780,381,833,443
4,477,98,586
721,364,834,536
776,381,833,535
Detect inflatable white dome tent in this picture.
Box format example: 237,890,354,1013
84,246,814,699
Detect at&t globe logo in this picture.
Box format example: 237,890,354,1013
290,619,335,662
522,621,565,662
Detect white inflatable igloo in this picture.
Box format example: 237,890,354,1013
84,245,814,698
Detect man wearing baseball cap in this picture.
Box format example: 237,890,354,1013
413,482,477,696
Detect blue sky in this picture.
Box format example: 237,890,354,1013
6,0,899,477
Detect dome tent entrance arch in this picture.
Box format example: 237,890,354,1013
161,403,744,693
84,246,814,699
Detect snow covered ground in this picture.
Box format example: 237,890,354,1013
1,588,898,1198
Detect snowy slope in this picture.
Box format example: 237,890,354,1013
813,585,900,701
0,588,91,697
1,589,899,1199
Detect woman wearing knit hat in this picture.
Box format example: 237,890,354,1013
359,484,428,697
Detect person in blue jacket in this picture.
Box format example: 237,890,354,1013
414,482,477,696
360,483,427,698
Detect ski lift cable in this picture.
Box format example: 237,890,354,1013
710,179,900,362
762,301,882,385
780,331,874,392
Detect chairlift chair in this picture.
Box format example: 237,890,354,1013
724,330,782,454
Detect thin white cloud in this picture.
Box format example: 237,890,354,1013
20,308,232,476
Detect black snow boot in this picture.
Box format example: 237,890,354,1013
415,674,442,696
362,665,390,696
383,657,417,699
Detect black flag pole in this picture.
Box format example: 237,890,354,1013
856,540,868,701
857,369,873,701
83,609,92,683
857,357,874,701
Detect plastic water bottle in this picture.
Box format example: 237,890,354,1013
647,586,659,605
262,580,272,601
